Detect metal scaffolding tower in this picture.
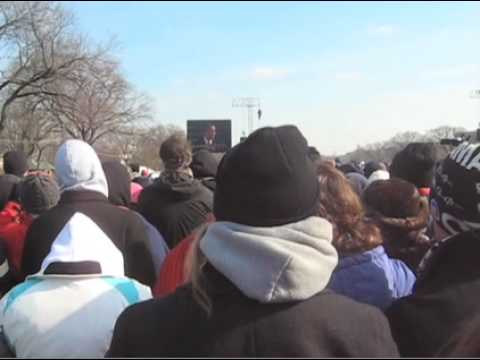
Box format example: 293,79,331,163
232,97,261,136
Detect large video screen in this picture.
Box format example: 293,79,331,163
187,119,232,153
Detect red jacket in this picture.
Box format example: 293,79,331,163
153,214,215,298
153,234,195,298
0,202,33,276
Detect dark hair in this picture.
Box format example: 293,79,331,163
3,150,28,177
159,133,192,171
363,178,431,270
338,163,362,175
317,163,382,255
129,163,140,173
390,143,441,188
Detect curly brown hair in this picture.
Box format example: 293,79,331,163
317,162,382,255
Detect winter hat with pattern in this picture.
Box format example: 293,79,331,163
431,142,480,236
19,175,60,215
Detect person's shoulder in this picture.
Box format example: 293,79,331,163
307,290,390,323
138,180,166,201
118,284,197,330
25,205,58,228
192,179,214,199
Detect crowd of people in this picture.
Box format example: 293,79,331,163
0,125,477,357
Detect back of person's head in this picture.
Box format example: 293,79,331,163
19,175,60,216
364,161,387,179
191,149,219,179
391,142,440,189
317,162,381,255
102,160,131,208
366,169,390,188
55,140,108,197
364,178,428,220
363,178,430,269
214,125,319,226
160,133,192,172
338,162,362,175
345,172,368,196
3,150,28,177
431,142,480,240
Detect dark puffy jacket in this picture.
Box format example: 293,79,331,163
138,174,213,248
387,230,480,357
102,160,170,274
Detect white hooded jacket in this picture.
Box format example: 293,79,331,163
0,212,152,358
55,139,109,197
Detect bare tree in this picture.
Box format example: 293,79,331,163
0,1,93,133
1,94,61,167
45,55,151,145
425,126,468,142
96,124,184,170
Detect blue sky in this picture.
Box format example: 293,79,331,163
66,1,480,155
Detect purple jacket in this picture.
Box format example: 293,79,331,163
328,245,416,310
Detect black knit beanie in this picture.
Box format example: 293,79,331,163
214,125,319,227
390,143,441,188
19,175,60,215
3,150,28,177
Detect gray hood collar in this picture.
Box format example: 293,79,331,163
200,216,338,303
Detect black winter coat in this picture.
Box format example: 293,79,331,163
137,175,213,248
108,266,399,358
21,191,156,287
387,230,480,357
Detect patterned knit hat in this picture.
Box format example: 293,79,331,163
19,175,60,215
432,142,480,236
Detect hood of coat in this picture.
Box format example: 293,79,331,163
36,212,124,278
200,216,338,303
150,173,211,201
102,160,131,208
55,140,109,198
